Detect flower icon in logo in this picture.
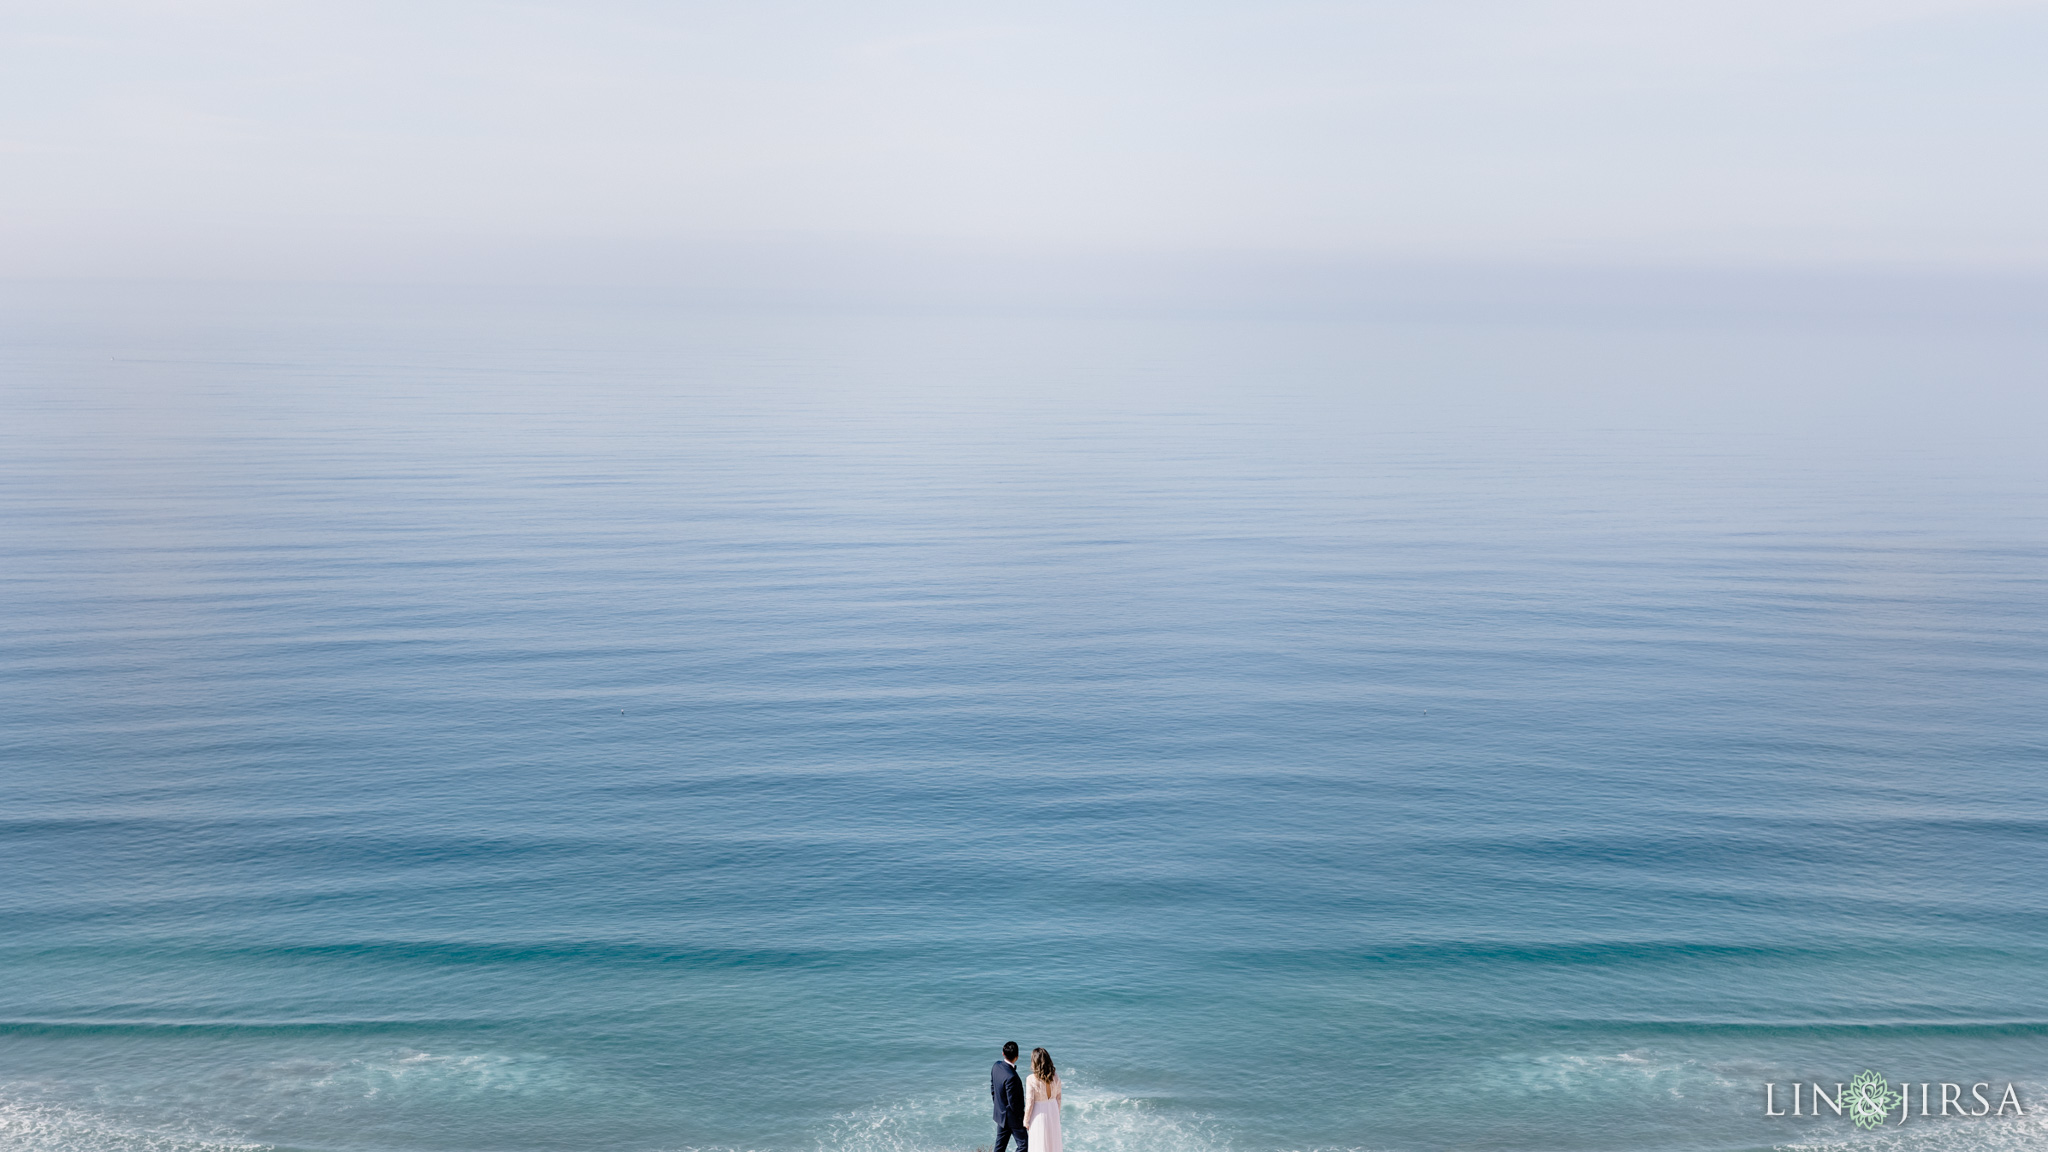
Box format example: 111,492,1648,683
1846,1069,1904,1130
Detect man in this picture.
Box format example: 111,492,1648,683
991,1040,1027,1152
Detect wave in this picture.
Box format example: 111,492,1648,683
1058,1089,1243,1152
1210,940,2048,972
0,940,913,970
1470,1049,1742,1100
814,1071,1256,1152
0,1049,582,1152
1458,1053,2048,1152
0,1019,499,1038
1767,1113,2048,1152
1544,1019,2048,1039
0,1096,272,1152
247,1048,573,1100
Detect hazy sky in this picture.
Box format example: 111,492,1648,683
7,1,2048,280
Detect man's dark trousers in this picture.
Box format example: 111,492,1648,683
991,1059,1027,1152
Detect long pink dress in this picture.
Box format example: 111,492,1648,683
1024,1074,1063,1152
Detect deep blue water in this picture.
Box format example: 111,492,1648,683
4,284,2048,1152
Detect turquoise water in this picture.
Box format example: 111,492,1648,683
4,285,2048,1152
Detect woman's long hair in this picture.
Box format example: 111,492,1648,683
1030,1047,1057,1087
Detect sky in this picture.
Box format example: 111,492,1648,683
5,1,2048,283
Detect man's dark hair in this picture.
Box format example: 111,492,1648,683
1002,1041,1019,1060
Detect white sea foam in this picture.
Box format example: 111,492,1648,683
1057,1082,1235,1152
1465,1047,1745,1103
816,1070,1251,1152
0,1094,268,1152
810,1071,1391,1152
236,1047,574,1102
1451,1052,2048,1150
1772,1111,2048,1152
0,1050,587,1152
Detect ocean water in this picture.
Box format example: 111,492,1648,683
3,283,2047,1152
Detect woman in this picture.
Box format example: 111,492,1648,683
1022,1047,1063,1152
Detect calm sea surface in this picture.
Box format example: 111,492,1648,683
4,284,2047,1152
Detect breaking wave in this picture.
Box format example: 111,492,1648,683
817,1070,1244,1152
0,1095,270,1152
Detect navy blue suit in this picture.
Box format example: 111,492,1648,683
992,1059,1027,1152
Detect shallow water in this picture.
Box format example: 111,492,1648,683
4,284,2047,1152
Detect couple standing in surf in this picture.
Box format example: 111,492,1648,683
989,1041,1063,1152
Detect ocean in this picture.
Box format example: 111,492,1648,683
3,281,2046,1152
